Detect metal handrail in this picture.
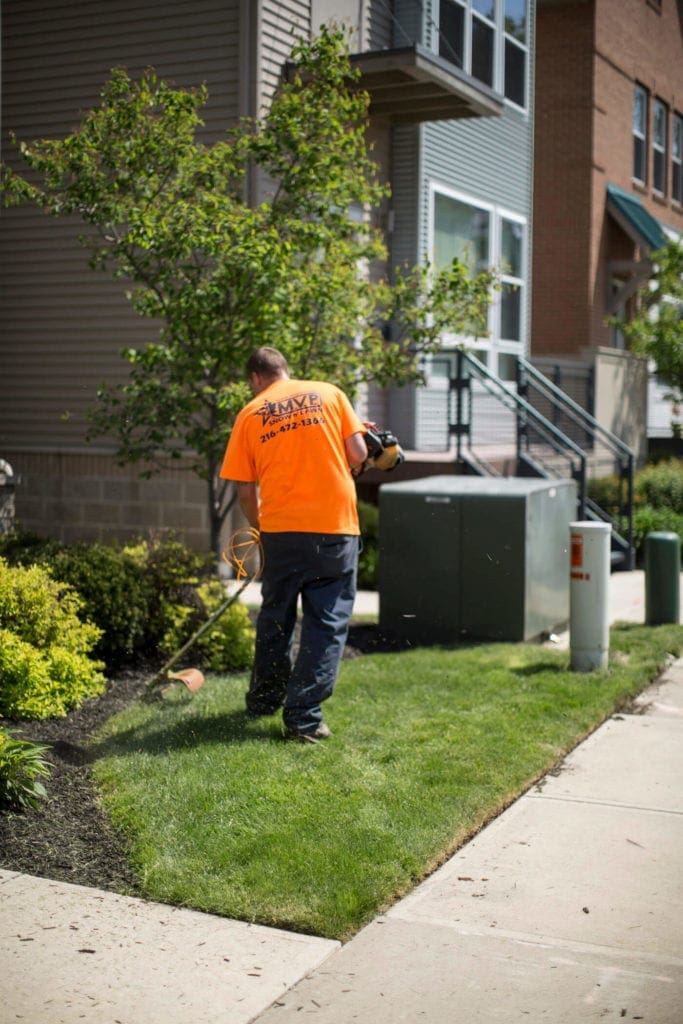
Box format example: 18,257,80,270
448,350,635,566
453,350,588,517
518,355,635,568
518,356,633,458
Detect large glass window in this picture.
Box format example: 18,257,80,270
437,0,528,109
633,84,648,183
653,98,668,194
673,113,683,205
432,187,526,354
434,192,490,274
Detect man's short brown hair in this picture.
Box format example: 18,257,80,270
246,347,290,379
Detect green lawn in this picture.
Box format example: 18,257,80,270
92,622,682,941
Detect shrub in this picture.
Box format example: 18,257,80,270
46,543,151,669
0,557,101,654
0,530,60,566
635,459,683,514
590,460,683,562
123,537,214,656
357,500,379,590
0,728,52,812
158,579,255,672
587,474,623,519
0,534,255,677
632,505,683,555
0,535,150,669
0,559,105,719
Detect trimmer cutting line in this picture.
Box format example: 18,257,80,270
144,526,264,699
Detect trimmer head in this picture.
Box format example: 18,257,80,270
167,668,205,692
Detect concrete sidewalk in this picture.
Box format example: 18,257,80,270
1,571,682,1023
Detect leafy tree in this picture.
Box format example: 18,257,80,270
615,239,683,409
1,28,494,554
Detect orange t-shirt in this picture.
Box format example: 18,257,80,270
220,379,364,534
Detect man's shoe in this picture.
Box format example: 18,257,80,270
284,723,332,744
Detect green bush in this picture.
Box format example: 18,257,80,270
590,459,683,563
0,530,60,566
632,505,683,555
0,559,105,719
123,537,214,657
0,534,255,676
357,500,379,590
587,474,623,519
158,579,255,672
0,534,149,669
47,543,151,669
635,459,683,514
0,728,52,812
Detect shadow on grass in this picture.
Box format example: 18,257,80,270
89,706,280,761
511,661,568,677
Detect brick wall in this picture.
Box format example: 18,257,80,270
4,450,225,552
532,1,595,356
533,0,683,359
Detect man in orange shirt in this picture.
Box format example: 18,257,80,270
220,347,368,743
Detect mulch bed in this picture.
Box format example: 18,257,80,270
0,622,403,894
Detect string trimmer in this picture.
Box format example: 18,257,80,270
143,527,263,699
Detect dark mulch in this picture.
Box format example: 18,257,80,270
0,621,404,895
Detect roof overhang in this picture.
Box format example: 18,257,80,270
606,184,668,252
348,44,504,123
605,185,669,314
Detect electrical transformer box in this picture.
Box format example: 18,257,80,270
379,476,577,643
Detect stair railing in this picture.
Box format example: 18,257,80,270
517,356,635,569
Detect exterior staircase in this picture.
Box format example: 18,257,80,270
446,351,636,570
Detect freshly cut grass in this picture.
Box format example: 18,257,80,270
92,623,682,940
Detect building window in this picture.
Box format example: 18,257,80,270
472,1,496,88
433,190,491,274
437,0,528,108
431,186,527,358
673,113,683,204
653,98,668,194
500,217,524,342
633,84,648,184
439,0,465,68
504,0,527,108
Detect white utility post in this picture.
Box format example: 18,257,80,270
569,521,612,671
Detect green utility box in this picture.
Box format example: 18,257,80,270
379,476,577,644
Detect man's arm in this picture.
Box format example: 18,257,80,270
345,431,368,475
236,481,260,530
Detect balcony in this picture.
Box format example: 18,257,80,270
349,44,503,123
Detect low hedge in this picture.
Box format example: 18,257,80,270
587,458,683,561
0,557,106,719
0,533,255,686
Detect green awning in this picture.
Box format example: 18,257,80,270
606,184,667,251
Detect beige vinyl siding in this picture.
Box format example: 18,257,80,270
260,0,310,109
0,0,241,452
366,1,393,50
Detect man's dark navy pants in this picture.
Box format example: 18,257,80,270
247,532,359,734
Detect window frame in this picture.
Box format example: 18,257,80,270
652,97,668,196
435,0,529,112
428,183,527,370
503,0,528,110
633,83,648,185
671,112,682,205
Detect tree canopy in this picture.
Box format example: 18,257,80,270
616,239,683,402
2,28,495,553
